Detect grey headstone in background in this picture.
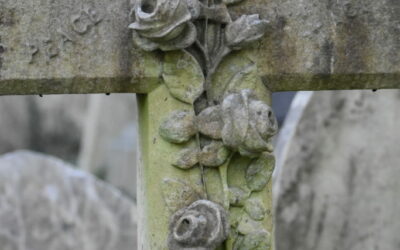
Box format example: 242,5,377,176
78,94,137,199
275,89,400,250
0,151,137,250
0,94,138,199
0,95,86,162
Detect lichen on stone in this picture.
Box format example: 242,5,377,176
246,153,275,191
244,198,267,221
229,186,251,207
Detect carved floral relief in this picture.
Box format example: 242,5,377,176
130,0,276,248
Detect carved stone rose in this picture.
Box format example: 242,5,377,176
129,0,200,51
196,90,277,157
168,200,229,250
221,90,277,157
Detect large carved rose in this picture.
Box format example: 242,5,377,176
129,0,200,51
221,90,277,157
168,200,229,250
196,90,277,157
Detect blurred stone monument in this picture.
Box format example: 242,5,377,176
275,90,400,250
0,151,137,250
0,94,138,199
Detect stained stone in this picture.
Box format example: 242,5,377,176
0,151,137,250
275,90,400,250
0,0,398,95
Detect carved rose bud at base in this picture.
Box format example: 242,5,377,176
168,200,229,250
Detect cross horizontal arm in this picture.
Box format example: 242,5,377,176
0,0,399,95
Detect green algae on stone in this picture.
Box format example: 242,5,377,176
244,198,267,221
162,50,205,104
229,186,251,207
161,178,202,212
246,153,274,192
233,230,271,250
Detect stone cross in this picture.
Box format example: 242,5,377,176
0,0,399,249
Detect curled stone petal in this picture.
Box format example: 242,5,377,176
159,110,197,144
168,200,229,250
196,105,223,139
248,100,278,140
221,92,249,148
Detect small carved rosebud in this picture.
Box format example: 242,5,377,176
225,14,269,50
168,200,229,250
221,89,278,157
129,0,199,51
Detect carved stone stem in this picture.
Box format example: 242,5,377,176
137,85,275,249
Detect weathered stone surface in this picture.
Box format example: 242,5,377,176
1,0,399,95
0,150,137,250
0,0,162,94
275,90,400,250
230,0,400,91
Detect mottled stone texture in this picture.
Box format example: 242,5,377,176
275,90,400,250
231,0,400,91
0,0,162,94
0,151,137,250
0,0,399,95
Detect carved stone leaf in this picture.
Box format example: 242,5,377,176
229,186,251,207
161,178,201,212
172,147,199,169
199,141,230,167
233,230,271,250
163,50,205,104
246,153,275,192
244,198,267,221
209,53,270,104
236,213,264,235
225,14,269,50
159,110,197,144
196,105,223,139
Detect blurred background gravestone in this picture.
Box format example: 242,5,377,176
0,94,137,199
275,90,400,250
0,151,137,250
